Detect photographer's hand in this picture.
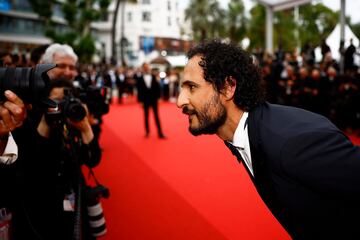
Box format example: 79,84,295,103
37,114,50,138
68,104,94,144
0,90,27,156
0,90,26,137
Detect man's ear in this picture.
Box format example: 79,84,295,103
222,76,236,101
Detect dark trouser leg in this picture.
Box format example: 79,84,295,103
144,103,150,135
152,102,164,137
118,87,123,103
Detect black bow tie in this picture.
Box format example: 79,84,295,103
224,141,244,164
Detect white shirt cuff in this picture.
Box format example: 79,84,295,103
0,133,18,165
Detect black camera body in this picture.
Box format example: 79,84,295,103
75,85,110,119
86,184,110,203
0,64,56,103
45,88,86,128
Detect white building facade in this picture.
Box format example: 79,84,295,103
0,0,191,66
92,0,191,66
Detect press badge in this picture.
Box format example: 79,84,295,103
63,192,75,212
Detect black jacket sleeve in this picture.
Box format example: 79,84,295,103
281,129,360,199
78,137,101,168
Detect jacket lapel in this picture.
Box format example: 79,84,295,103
247,108,264,179
223,141,256,182
248,104,282,216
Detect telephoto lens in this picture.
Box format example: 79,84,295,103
87,199,107,237
0,64,56,103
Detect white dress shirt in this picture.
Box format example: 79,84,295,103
144,74,152,89
0,133,18,165
228,112,253,176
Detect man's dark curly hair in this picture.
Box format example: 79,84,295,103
187,39,265,111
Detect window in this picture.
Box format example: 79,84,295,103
13,0,32,12
93,11,108,21
167,16,171,26
167,1,171,10
127,12,132,22
142,0,151,4
53,3,64,18
142,11,151,22
0,16,15,32
0,16,45,35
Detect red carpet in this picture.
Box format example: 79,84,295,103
93,99,359,240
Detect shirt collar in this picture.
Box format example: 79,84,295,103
229,112,249,149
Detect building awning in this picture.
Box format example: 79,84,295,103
257,0,312,11
0,34,52,45
166,55,187,67
150,56,170,65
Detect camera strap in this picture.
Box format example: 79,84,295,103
87,167,101,186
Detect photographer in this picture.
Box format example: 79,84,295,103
41,44,109,141
12,78,101,240
0,90,27,238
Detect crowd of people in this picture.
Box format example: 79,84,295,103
254,40,360,134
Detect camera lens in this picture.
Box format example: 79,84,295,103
0,64,56,103
63,98,86,122
87,201,107,237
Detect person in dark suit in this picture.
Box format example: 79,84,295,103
176,39,360,239
135,63,166,139
344,38,356,71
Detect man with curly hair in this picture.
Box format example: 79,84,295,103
177,39,360,239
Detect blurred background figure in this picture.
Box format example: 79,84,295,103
29,44,49,67
135,63,166,139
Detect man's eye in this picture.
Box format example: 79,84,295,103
189,85,195,91
57,64,76,70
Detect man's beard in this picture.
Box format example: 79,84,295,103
182,94,227,136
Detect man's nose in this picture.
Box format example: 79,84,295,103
176,91,188,108
64,68,76,78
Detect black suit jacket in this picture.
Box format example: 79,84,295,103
135,73,160,104
225,102,360,239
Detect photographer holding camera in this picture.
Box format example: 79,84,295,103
0,90,28,238
1,44,107,239
11,77,102,240
42,43,109,142
0,52,56,238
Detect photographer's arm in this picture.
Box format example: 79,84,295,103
68,103,101,167
69,116,101,167
37,114,50,138
71,117,94,144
